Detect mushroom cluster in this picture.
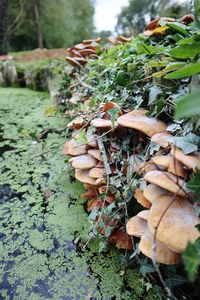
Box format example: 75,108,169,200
66,37,102,68
108,35,132,45
144,14,194,37
63,102,133,249
63,104,200,259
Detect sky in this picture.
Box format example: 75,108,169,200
94,0,187,32
94,0,129,32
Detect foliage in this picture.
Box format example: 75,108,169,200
175,88,200,118
7,0,94,51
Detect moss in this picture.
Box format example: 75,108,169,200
0,88,150,299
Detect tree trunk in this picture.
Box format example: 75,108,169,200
33,0,43,48
0,0,9,55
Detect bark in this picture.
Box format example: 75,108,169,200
32,0,43,48
0,0,9,55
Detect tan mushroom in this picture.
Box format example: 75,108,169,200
143,184,167,203
137,210,149,221
171,146,200,172
91,118,115,129
144,170,188,197
65,57,82,68
134,188,152,209
116,35,132,43
63,139,87,156
67,116,84,129
151,132,172,148
139,227,181,265
148,195,200,253
126,216,147,237
79,49,96,57
88,149,103,161
75,169,98,185
69,154,97,169
82,37,101,44
117,111,167,137
151,155,185,178
89,168,105,178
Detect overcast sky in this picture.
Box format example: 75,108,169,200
94,0,129,32
94,0,187,32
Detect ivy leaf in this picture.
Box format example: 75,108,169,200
169,43,200,59
175,88,200,118
182,241,200,282
168,133,200,154
165,275,187,288
187,170,200,198
108,107,120,127
140,263,155,277
165,62,200,79
167,22,190,36
148,86,162,105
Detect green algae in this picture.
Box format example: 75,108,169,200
0,88,161,300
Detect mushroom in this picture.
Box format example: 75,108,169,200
65,57,82,68
75,169,98,185
117,110,167,137
137,210,149,221
116,35,132,43
87,197,103,212
171,146,200,172
143,184,167,203
151,155,185,178
82,37,101,44
148,195,200,253
144,17,175,30
89,167,105,178
81,188,98,199
88,149,103,161
67,116,85,129
69,154,97,169
126,215,147,237
134,188,152,209
151,132,172,148
139,227,181,265
91,118,116,130
79,49,96,57
63,139,87,156
181,14,195,25
144,170,188,197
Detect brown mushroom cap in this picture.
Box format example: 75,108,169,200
181,14,195,25
91,118,115,129
69,154,97,169
116,35,132,43
63,139,87,156
139,227,181,265
82,37,101,44
171,146,200,172
75,169,98,185
144,170,188,197
88,149,103,161
151,132,172,148
148,195,200,253
151,155,185,178
89,167,105,178
65,57,82,68
79,49,96,57
67,116,85,129
126,216,147,237
143,184,167,203
117,111,167,137
134,188,152,209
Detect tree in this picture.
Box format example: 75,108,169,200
0,0,9,55
116,0,188,35
32,0,43,48
7,0,95,51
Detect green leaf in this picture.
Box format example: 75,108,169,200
148,86,162,104
175,88,200,118
187,170,200,198
140,263,155,277
165,62,200,79
167,133,200,154
182,241,200,282
169,43,200,59
194,0,200,29
167,22,190,36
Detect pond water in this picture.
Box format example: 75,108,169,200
0,88,161,300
